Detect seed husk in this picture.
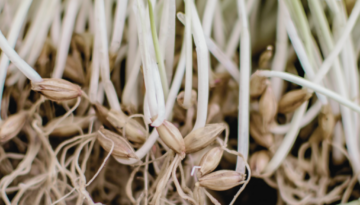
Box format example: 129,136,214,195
63,55,85,84
92,102,114,129
259,85,277,127
199,170,245,191
31,78,82,101
184,123,226,153
249,150,271,174
0,111,27,143
97,127,138,159
44,116,91,137
308,127,323,143
176,90,197,109
106,109,147,143
155,120,185,154
278,89,312,114
198,146,224,177
318,104,335,139
194,182,205,205
249,124,273,148
250,74,268,98
258,45,273,69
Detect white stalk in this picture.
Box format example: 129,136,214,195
0,0,33,119
283,2,327,104
270,100,321,134
95,0,121,111
309,0,360,179
143,93,152,125
236,0,250,174
177,12,239,82
105,0,113,40
109,0,128,55
271,1,287,101
205,37,239,82
158,0,175,85
332,121,346,164
183,0,193,109
134,0,157,117
26,0,57,67
50,2,61,46
213,2,225,49
122,50,141,108
152,64,166,126
264,102,308,174
7,0,49,70
134,0,166,126
190,0,209,130
75,0,89,34
88,0,95,33
215,18,241,73
312,0,360,84
0,30,41,82
328,0,360,165
52,0,81,79
126,5,138,81
114,39,187,165
89,27,101,102
257,70,360,113
215,0,256,72
202,0,217,37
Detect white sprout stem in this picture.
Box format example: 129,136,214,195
0,0,33,119
143,93,152,125
202,0,217,36
134,0,165,126
206,37,240,82
75,0,88,34
125,7,138,81
105,0,113,40
50,1,61,46
152,63,166,127
7,0,49,68
183,0,193,109
114,39,187,165
148,0,169,99
312,0,360,84
88,0,95,33
330,0,360,154
0,30,41,82
160,0,175,85
271,1,287,101
215,18,241,73
236,0,250,174
215,0,256,72
95,0,122,111
309,0,360,178
122,50,141,107
270,100,322,134
134,0,157,117
288,0,315,66
213,2,225,49
89,27,101,103
177,12,239,82
282,2,327,104
332,121,346,164
109,0,129,55
257,70,360,113
26,0,57,66
190,0,209,130
264,102,308,175
52,0,80,79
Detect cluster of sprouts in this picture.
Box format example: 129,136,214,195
1,0,360,204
